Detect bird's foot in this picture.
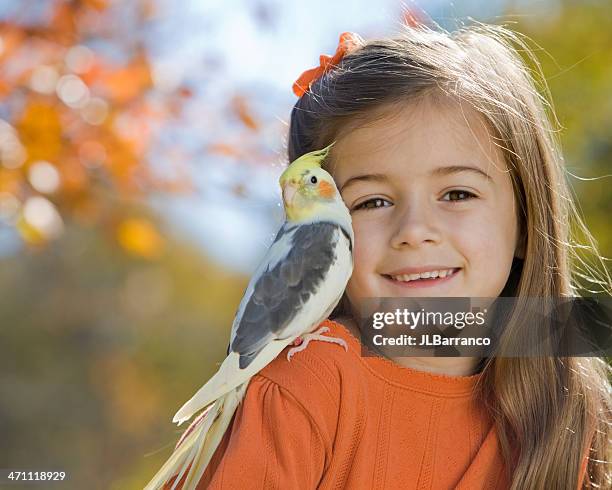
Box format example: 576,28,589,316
286,326,348,361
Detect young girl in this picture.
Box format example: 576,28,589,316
166,23,611,489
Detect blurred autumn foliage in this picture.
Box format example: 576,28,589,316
0,1,610,489
0,0,200,252
0,0,276,257
0,0,271,488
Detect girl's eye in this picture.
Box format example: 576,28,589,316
441,190,477,202
353,198,392,211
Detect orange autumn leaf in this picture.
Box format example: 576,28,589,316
178,86,193,98
0,25,24,64
0,79,10,99
83,0,110,11
116,218,164,259
0,168,23,195
207,142,242,158
146,174,196,195
103,136,143,193
49,2,78,44
139,0,158,20
154,178,195,194
58,157,88,194
79,59,104,86
101,55,152,104
16,101,63,163
231,95,260,131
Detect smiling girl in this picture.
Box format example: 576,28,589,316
328,94,521,378
166,23,611,489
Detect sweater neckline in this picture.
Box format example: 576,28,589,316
322,318,483,396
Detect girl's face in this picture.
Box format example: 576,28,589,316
330,96,522,308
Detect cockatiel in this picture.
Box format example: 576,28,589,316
145,142,354,490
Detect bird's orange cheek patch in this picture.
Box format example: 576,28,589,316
317,180,335,198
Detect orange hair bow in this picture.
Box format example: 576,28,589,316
292,32,360,97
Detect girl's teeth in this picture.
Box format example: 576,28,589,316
391,268,456,282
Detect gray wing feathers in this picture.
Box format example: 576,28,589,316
227,222,296,347
230,222,341,368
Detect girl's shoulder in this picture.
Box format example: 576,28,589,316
258,316,367,388
255,316,369,418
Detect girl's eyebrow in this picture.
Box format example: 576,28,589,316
432,165,493,181
339,165,492,192
339,173,389,192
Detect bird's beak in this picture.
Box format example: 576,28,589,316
281,180,299,205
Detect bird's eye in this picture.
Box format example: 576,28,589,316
310,176,318,184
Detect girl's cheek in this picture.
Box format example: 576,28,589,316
444,213,488,242
352,212,389,235
349,219,382,289
446,214,498,257
351,237,375,273
351,217,386,260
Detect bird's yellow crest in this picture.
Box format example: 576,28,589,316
279,141,335,188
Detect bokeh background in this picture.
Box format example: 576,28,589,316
0,0,609,488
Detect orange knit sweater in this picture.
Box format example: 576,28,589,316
164,319,589,489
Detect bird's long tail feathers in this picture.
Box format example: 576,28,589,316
145,382,249,490
172,339,291,426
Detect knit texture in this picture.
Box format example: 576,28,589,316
163,319,589,489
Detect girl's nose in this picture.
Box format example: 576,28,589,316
389,202,441,249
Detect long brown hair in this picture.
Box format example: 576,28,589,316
286,23,611,489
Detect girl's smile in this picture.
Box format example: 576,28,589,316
382,266,462,289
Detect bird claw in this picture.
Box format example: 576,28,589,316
286,326,348,361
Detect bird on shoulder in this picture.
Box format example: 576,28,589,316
145,142,354,490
